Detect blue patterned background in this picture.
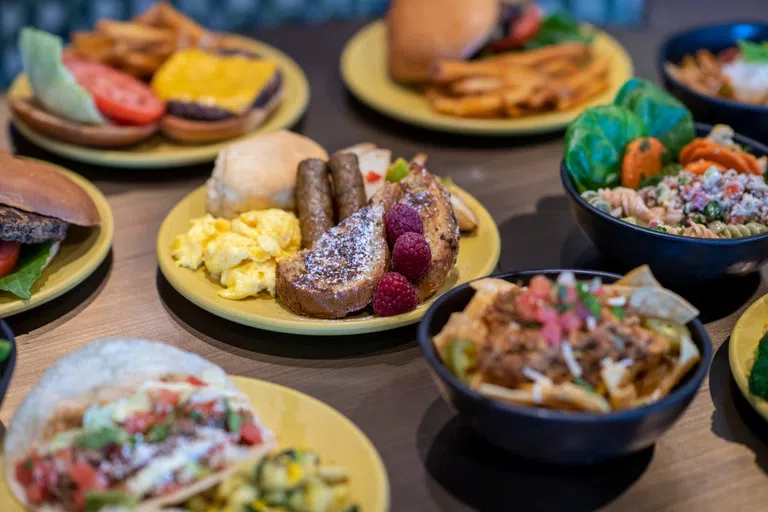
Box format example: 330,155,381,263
0,0,643,86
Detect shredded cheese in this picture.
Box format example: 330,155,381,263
561,343,583,378
607,296,627,307
556,271,576,287
522,367,552,385
585,316,597,331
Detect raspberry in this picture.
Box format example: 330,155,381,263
373,272,418,316
386,203,424,246
392,232,431,281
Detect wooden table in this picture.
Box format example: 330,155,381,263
3,4,768,510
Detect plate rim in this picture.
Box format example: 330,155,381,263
0,162,114,318
729,293,768,420
340,19,635,136
8,35,311,169
156,185,501,335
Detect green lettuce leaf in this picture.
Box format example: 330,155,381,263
614,78,695,161
565,105,647,192
0,242,53,300
524,12,593,49
738,40,768,62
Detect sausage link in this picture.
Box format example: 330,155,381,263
296,158,334,248
328,153,367,222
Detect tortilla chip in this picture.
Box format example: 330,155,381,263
433,312,487,357
600,361,637,410
606,284,699,324
478,382,611,413
648,336,701,401
616,265,662,288
469,277,517,294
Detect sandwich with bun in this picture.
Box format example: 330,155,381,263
152,48,284,144
387,0,592,83
206,130,328,218
11,28,164,148
0,154,100,299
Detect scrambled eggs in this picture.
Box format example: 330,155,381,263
172,209,300,299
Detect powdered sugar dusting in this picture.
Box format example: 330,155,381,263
297,205,384,286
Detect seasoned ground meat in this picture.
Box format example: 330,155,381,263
476,292,672,389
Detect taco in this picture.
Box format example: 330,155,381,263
4,339,275,512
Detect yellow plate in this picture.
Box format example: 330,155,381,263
8,36,310,169
0,376,390,511
340,20,634,135
0,161,113,318
157,185,500,335
730,293,768,421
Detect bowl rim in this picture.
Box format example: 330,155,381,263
561,123,768,245
417,269,713,424
0,319,17,401
658,20,768,115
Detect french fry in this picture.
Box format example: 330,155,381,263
431,59,507,83
95,20,175,46
557,79,608,110
449,76,504,96
427,88,504,118
494,42,591,67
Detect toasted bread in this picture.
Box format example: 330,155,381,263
276,205,389,319
398,163,460,301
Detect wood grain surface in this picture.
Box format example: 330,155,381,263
3,3,768,511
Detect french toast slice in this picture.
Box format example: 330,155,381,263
276,205,389,318
398,163,460,301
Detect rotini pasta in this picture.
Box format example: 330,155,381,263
580,190,612,214
597,187,655,221
708,221,768,238
683,222,719,238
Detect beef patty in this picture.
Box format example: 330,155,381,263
0,205,68,244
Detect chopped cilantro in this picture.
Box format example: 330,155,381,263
574,376,595,393
189,410,203,422
226,401,242,434
146,424,170,443
576,283,601,318
77,426,129,450
611,306,625,320
652,226,668,233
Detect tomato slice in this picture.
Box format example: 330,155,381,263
155,389,180,412
0,241,21,279
187,375,207,386
240,422,263,445
491,4,543,52
123,412,164,434
63,58,165,126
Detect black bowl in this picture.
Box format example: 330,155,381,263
659,21,768,142
417,270,712,465
561,124,768,284
0,319,16,411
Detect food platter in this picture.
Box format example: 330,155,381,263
0,162,113,318
340,20,634,135
730,293,768,421
8,35,310,169
0,375,390,511
157,184,500,335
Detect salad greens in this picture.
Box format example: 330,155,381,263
565,105,647,192
738,40,768,62
614,78,695,161
749,332,768,400
0,242,53,300
565,78,696,192
525,12,593,49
